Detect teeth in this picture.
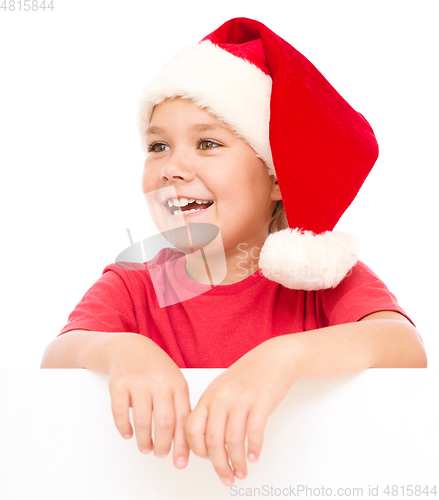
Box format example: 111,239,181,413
173,208,208,215
171,197,189,207
169,198,213,207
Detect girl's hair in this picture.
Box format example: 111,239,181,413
268,199,288,234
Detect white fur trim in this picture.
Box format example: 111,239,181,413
259,229,360,290
137,41,275,176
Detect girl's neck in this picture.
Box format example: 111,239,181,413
185,235,267,286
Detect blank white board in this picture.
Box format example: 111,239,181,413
0,369,437,499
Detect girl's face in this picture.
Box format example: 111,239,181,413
142,98,281,255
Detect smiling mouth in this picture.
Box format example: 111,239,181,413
166,198,214,216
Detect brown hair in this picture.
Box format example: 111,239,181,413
268,199,288,234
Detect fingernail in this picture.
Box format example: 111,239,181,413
235,471,245,479
248,453,258,462
140,448,152,454
123,434,132,439
175,456,187,468
220,476,232,486
154,453,168,459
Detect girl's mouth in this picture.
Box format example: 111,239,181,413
166,197,214,216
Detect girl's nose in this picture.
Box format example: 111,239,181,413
160,152,195,182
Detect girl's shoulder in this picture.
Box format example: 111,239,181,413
315,261,412,326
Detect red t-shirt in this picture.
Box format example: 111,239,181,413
59,249,411,368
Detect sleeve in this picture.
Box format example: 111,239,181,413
317,261,414,327
58,267,139,336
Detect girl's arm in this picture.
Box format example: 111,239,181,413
281,311,426,378
185,311,427,486
41,330,192,469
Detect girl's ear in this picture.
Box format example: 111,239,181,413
271,179,283,201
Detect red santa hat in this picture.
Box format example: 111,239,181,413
137,17,379,290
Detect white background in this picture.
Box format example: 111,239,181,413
1,369,438,498
0,0,437,368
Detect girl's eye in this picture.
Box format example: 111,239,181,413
148,142,169,153
198,139,220,150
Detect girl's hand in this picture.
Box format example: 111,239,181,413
184,337,297,485
106,334,191,469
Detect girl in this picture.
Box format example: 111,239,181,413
41,18,427,487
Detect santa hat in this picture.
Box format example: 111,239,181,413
137,17,379,290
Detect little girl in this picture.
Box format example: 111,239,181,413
41,18,427,487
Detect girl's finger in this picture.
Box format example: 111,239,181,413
185,403,209,457
204,409,234,486
246,409,268,463
224,410,248,480
152,393,176,458
110,385,133,440
172,389,192,469
131,393,153,454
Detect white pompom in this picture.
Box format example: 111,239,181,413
258,228,360,290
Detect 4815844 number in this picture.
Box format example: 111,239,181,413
383,484,437,496
1,0,54,11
